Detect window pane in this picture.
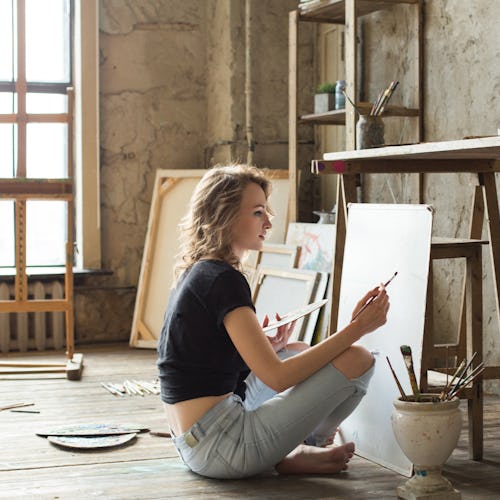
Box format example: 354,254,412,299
0,0,14,81
26,0,71,83
0,92,16,113
0,201,15,267
26,123,67,178
26,200,66,266
26,93,67,113
0,123,16,178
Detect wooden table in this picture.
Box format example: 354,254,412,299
313,136,500,332
312,136,500,459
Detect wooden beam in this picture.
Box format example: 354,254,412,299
313,159,497,175
0,299,69,313
0,179,73,196
345,0,356,150
288,10,299,222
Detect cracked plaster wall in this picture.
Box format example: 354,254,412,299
78,0,500,396
76,0,314,344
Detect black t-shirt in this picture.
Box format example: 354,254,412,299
157,259,255,404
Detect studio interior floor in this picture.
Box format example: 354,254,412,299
1,343,499,499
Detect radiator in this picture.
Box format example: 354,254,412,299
0,281,65,353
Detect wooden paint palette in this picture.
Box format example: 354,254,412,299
47,433,137,450
262,299,328,333
36,423,148,437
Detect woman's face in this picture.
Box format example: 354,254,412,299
231,182,272,259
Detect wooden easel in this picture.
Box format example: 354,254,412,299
311,136,500,460
0,88,83,380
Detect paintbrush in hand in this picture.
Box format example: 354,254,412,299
351,271,398,321
400,345,421,401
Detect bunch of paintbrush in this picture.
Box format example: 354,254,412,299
388,347,485,403
370,81,399,116
439,352,484,401
101,379,160,397
385,346,420,401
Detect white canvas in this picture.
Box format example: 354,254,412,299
337,204,433,477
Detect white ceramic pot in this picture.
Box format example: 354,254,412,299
392,394,462,499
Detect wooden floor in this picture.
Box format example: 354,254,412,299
1,343,499,499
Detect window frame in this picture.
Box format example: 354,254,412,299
74,0,101,270
0,0,101,274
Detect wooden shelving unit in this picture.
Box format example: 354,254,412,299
289,0,423,220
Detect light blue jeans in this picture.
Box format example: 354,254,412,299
171,349,374,479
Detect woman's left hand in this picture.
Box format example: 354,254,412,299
262,313,296,352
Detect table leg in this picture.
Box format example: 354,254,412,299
480,172,500,322
467,244,483,460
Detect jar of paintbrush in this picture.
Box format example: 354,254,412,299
356,115,385,149
355,80,400,150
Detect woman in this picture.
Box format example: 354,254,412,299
157,164,390,479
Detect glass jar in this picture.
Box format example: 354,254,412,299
335,80,346,110
356,115,385,149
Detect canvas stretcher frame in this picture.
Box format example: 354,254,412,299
252,266,319,343
130,168,290,348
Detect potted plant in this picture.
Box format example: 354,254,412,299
314,82,336,114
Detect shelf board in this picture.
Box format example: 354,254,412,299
300,109,346,125
298,0,419,23
299,103,419,125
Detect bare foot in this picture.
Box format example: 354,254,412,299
275,442,355,475
319,427,340,447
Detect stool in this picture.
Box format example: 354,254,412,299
420,237,486,460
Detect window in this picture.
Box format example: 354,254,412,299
0,0,71,269
0,0,100,272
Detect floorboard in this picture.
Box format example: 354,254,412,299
1,343,499,499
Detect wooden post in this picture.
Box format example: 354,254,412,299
467,244,483,460
288,10,299,222
480,172,500,323
345,0,357,151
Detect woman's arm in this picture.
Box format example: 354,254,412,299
224,286,389,393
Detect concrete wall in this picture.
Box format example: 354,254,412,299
75,0,313,343
76,0,500,394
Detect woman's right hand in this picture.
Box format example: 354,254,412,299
351,285,390,335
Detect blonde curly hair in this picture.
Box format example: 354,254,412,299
174,164,271,282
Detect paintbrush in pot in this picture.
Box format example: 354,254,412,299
447,364,485,400
444,352,477,400
400,345,421,401
386,356,407,400
439,358,466,400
